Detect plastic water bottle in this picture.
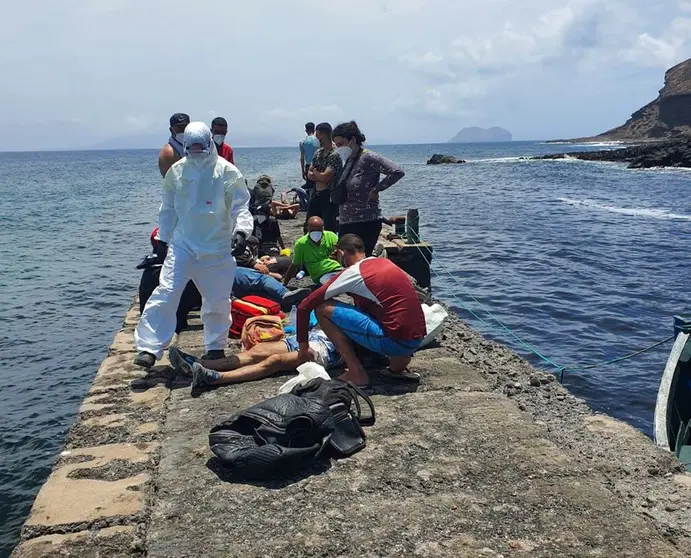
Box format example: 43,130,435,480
288,306,297,326
296,270,306,280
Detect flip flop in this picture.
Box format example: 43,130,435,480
379,368,421,383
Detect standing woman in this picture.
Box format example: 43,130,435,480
332,121,405,256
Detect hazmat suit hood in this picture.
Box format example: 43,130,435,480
183,122,218,168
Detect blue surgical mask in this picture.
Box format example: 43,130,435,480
309,231,323,243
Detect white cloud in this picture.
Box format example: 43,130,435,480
621,16,691,67
262,105,344,122
398,52,456,80
123,115,150,131
1,0,691,148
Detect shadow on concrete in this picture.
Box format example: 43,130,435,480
206,456,332,488
130,366,192,392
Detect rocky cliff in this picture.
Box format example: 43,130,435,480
590,58,691,141
448,126,512,143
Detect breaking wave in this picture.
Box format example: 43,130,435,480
557,197,691,221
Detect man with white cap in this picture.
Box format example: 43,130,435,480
134,122,253,368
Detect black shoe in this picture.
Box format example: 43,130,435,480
280,287,312,312
203,350,225,361
133,351,155,369
192,363,222,389
168,347,198,376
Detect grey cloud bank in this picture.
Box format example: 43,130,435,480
1,0,690,151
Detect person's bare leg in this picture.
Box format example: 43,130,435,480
315,302,370,386
388,356,412,373
199,341,288,371
201,352,299,385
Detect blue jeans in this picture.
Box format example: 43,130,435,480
233,267,288,301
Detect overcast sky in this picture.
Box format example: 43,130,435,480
1,0,690,150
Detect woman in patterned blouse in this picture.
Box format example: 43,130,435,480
332,121,405,256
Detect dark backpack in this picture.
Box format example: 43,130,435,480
208,379,374,480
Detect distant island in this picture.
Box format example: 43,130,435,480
554,57,691,143
448,127,512,143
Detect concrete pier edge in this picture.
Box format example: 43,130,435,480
10,219,691,557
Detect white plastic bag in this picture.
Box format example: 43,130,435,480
278,361,331,395
420,303,448,347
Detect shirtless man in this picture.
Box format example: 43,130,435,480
168,329,343,389
158,113,190,177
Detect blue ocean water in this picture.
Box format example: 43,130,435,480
1,141,690,554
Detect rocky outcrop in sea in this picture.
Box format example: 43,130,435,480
534,139,691,169
426,154,466,165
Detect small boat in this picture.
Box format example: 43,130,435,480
654,316,691,471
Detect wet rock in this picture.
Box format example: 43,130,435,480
533,139,691,169
426,154,466,165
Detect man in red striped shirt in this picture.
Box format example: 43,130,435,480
296,234,426,387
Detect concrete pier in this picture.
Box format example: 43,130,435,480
11,218,691,557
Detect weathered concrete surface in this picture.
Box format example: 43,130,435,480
12,217,691,557
144,336,684,557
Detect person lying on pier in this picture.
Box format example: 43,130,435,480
235,234,280,281
283,216,343,287
138,229,309,332
270,198,301,219
283,187,309,212
168,329,343,389
295,234,426,387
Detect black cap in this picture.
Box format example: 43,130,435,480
169,113,190,126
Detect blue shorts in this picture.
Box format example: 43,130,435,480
330,302,422,357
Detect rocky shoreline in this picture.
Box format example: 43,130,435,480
534,138,691,168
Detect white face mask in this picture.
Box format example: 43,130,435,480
257,215,267,224
175,132,185,143
309,231,323,243
336,145,352,165
212,134,225,146
185,150,214,166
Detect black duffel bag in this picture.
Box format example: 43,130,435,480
209,379,375,480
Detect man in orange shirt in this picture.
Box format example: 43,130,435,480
211,117,235,164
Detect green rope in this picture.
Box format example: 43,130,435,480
403,227,676,383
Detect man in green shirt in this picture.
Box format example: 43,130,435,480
283,217,343,286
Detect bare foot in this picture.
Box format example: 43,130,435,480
336,368,370,387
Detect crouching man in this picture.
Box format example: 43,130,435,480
296,234,426,387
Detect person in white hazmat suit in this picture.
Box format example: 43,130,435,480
134,122,253,368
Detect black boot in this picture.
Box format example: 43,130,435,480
133,351,155,369
203,350,226,361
